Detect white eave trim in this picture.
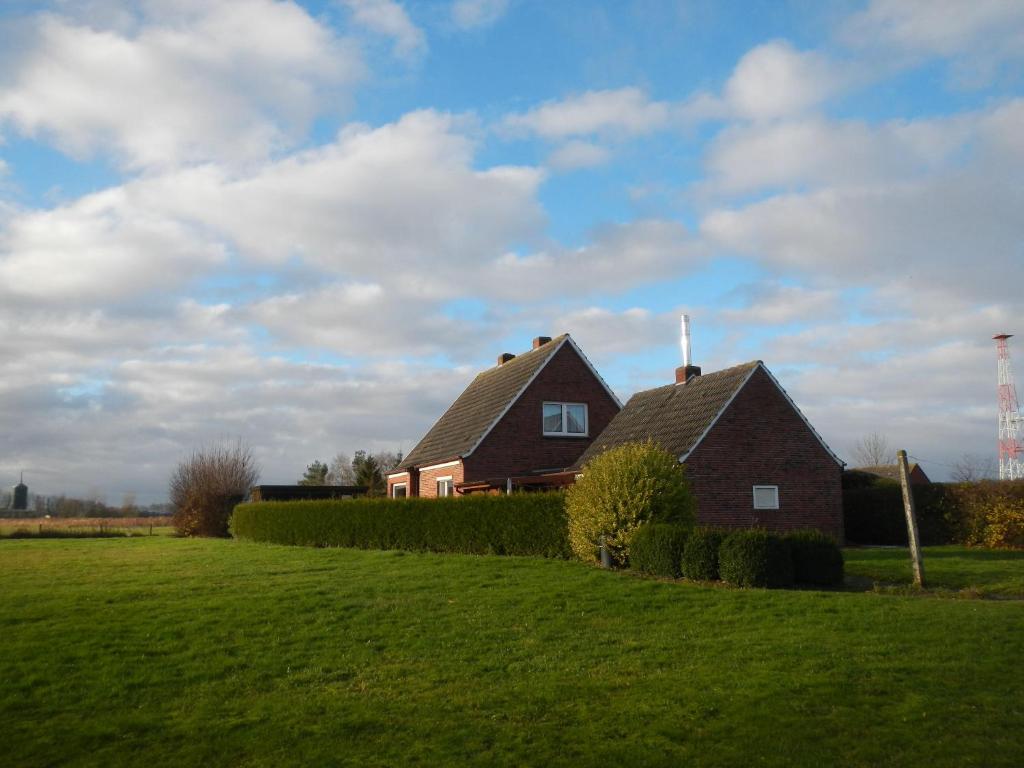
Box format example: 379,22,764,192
460,335,623,461
419,459,461,472
677,362,844,468
386,471,410,479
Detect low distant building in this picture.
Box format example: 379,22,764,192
849,464,931,486
250,485,368,502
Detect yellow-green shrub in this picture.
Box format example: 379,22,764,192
565,442,695,566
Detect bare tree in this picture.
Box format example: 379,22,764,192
169,440,260,537
951,453,997,482
851,432,894,467
326,453,355,485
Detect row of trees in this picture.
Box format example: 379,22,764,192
298,450,403,496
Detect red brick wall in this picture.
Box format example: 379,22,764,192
386,471,414,498
464,342,621,482
683,367,843,540
417,462,464,498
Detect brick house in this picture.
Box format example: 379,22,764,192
571,360,845,539
386,335,622,498
847,464,931,485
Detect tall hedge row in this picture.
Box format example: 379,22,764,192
230,493,570,557
843,479,1024,548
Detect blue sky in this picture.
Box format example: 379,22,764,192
1,0,1022,503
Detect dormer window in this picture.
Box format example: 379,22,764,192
543,402,588,437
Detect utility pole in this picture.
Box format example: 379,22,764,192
994,334,1023,480
897,450,924,588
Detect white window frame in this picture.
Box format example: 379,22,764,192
436,476,454,497
392,483,408,499
752,485,779,510
542,401,589,437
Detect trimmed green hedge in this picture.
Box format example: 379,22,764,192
787,530,844,586
681,528,725,581
230,492,570,558
718,530,794,588
629,523,689,578
843,482,954,546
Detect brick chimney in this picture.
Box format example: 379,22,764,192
675,365,702,384
532,336,552,349
497,352,516,366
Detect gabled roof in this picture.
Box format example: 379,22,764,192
853,464,929,483
399,334,619,470
571,361,842,470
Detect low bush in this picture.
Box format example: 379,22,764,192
718,530,794,588
566,442,696,566
787,530,844,586
230,492,569,558
947,481,1024,549
629,523,689,578
681,528,725,581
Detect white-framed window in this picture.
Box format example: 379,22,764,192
542,402,588,436
752,485,779,510
392,483,408,499
436,477,454,497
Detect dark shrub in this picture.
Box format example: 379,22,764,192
630,523,689,578
843,482,954,546
718,530,794,588
787,530,844,586
681,528,725,581
170,441,259,537
230,492,569,558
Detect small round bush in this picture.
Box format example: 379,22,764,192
787,530,844,586
630,523,689,578
718,530,794,588
681,528,725,581
566,442,696,566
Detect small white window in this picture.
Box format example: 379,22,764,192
437,477,453,497
542,402,588,436
392,483,407,499
753,485,779,510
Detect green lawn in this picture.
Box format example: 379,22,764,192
1,538,1022,767
844,546,1024,597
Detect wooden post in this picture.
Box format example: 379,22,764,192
897,449,925,588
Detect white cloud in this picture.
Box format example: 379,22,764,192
502,87,671,139
485,219,705,301
717,282,842,327
341,0,426,59
546,140,611,171
244,281,491,357
0,2,360,170
0,110,546,306
703,112,975,194
0,340,474,503
0,187,226,304
451,0,510,30
723,40,840,121
842,0,1024,58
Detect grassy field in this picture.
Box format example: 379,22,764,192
844,546,1024,597
1,538,1021,767
0,517,173,538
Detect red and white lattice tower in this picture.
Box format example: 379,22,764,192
994,334,1023,480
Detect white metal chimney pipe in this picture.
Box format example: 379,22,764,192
681,314,691,367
